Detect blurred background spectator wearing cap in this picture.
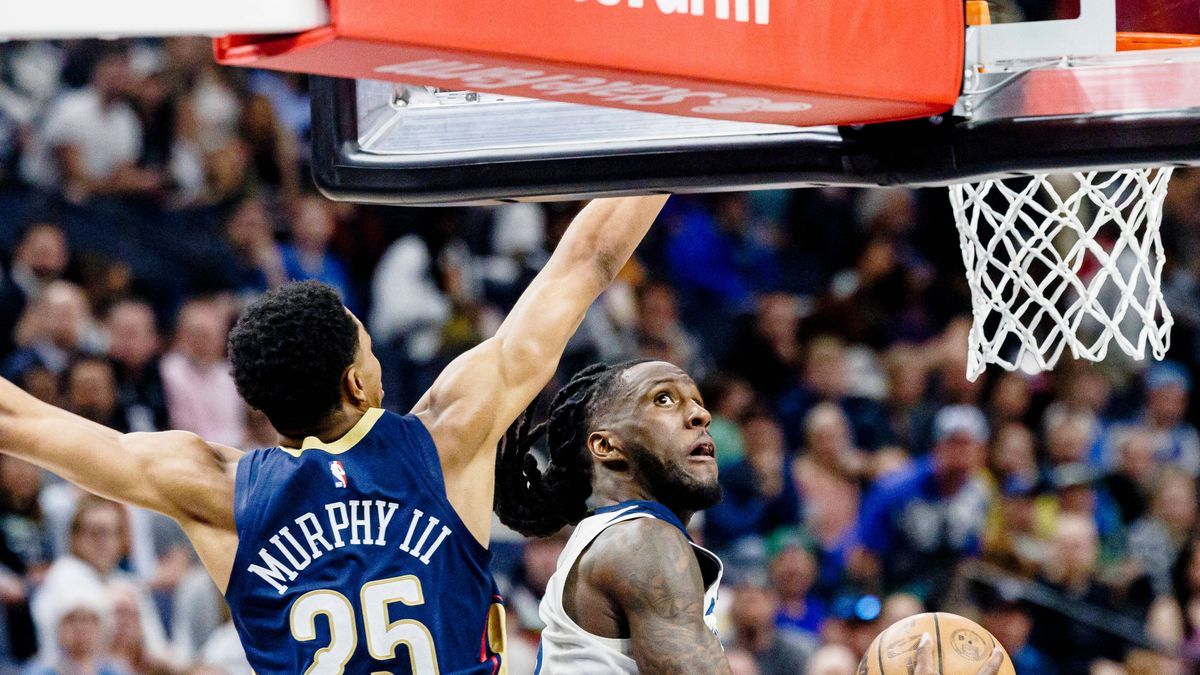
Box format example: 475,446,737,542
1133,361,1200,475
22,572,125,675
849,405,991,606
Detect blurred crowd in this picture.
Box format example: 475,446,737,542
5,26,1200,675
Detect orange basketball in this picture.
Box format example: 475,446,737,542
860,613,1017,675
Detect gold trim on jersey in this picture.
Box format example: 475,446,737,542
279,408,384,457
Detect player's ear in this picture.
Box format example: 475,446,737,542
343,365,370,409
587,430,627,465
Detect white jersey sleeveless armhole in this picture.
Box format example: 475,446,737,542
534,503,723,674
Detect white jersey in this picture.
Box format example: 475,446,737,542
535,501,723,674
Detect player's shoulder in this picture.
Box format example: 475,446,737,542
123,429,217,458
580,516,706,615
585,516,695,585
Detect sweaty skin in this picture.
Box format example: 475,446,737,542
564,362,731,674
0,195,668,594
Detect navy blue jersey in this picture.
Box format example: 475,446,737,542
224,409,506,674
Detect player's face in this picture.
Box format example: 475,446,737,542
604,361,722,513
348,312,384,408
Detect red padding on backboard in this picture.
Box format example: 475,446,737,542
215,0,964,127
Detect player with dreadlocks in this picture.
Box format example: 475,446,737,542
495,358,729,674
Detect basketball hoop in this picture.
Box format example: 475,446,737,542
948,169,1174,381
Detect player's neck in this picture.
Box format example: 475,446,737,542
277,404,368,447
587,477,694,526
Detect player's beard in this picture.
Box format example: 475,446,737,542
628,447,723,515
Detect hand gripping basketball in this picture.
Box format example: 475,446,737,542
914,633,1005,675
863,613,1016,675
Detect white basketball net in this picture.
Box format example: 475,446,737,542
949,169,1174,381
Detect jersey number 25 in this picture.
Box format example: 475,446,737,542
289,575,437,674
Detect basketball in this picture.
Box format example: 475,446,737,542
861,613,1016,675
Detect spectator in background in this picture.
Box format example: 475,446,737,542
1027,514,1132,675
33,497,169,663
977,592,1056,675
237,88,303,201
64,357,127,432
722,293,803,400
23,576,125,675
1164,537,1200,667
4,280,100,380
107,580,179,674
724,573,814,675
1138,361,1200,475
818,591,885,660
0,222,68,355
1125,469,1197,597
482,202,547,314
220,197,285,301
663,196,752,318
983,477,1050,577
502,532,567,675
368,234,451,408
988,423,1040,490
766,532,826,641
702,374,754,468
988,371,1034,429
20,41,163,204
160,298,245,448
706,411,802,552
14,364,59,405
1102,426,1159,527
634,280,709,380
0,456,47,668
882,345,935,453
794,404,863,556
279,196,355,311
878,592,924,630
1046,463,1127,571
815,237,909,348
804,644,857,675
725,648,761,675
194,618,252,674
1042,367,1112,466
104,300,168,432
168,567,226,667
777,336,891,453
662,194,753,353
852,405,990,606
1044,410,1096,472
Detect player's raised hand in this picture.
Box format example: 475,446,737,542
914,633,1006,675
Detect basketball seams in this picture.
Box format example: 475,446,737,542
876,622,885,674
933,613,943,674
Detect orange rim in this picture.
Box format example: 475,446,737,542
1117,31,1200,51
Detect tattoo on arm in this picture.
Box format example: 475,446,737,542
593,519,730,675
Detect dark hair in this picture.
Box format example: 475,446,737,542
227,281,358,435
494,360,647,537
1172,537,1200,637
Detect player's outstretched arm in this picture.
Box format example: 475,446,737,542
411,197,667,534
914,633,1005,675
0,376,236,531
590,518,731,675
